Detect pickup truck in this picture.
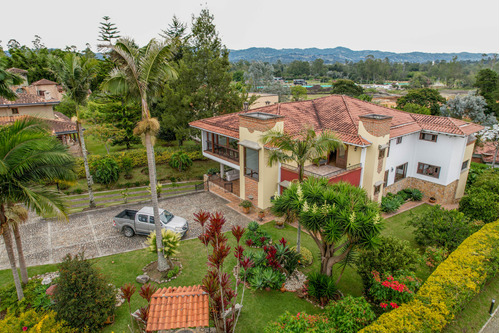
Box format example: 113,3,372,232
113,206,189,238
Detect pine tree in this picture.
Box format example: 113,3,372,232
98,16,120,44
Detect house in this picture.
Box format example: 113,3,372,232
0,74,77,145
190,95,483,209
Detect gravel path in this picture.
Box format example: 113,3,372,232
0,192,251,270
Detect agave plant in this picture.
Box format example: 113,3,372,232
307,272,338,306
145,229,181,269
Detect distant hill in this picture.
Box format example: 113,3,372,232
228,47,495,63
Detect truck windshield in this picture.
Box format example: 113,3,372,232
160,211,174,224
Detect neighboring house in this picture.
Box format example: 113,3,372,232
190,95,483,209
248,92,279,109
472,141,499,167
0,78,77,145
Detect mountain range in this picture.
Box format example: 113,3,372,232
228,47,495,63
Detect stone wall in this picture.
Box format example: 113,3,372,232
245,176,259,205
383,177,459,204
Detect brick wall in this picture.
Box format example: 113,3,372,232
359,115,392,137
336,149,348,169
383,177,459,204
239,115,281,133
245,176,259,205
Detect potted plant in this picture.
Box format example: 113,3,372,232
239,200,253,214
258,209,265,221
275,219,284,229
429,197,437,203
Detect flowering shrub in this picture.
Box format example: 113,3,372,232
359,221,499,333
0,309,76,332
369,270,421,311
421,246,449,270
264,312,330,332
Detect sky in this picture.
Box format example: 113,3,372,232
1,0,499,54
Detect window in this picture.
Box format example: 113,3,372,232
394,163,408,182
37,90,45,96
378,149,385,159
419,133,437,142
137,214,148,223
11,108,19,114
244,148,259,180
384,170,389,187
374,184,381,195
461,160,469,171
396,137,403,144
417,163,441,178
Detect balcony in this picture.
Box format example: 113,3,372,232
205,142,239,163
281,163,362,187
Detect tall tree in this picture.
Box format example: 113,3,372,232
105,37,177,271
261,127,344,253
50,53,98,208
0,118,75,300
331,79,364,97
98,16,121,44
474,69,499,118
5,203,29,284
0,58,23,100
440,93,497,125
272,178,383,279
396,88,446,116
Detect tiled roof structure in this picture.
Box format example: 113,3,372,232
6,67,28,74
146,285,209,332
190,95,484,146
31,78,58,86
474,141,499,163
0,93,59,107
0,115,77,135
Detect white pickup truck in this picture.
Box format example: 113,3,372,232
113,206,189,238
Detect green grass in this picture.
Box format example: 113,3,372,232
443,275,499,333
84,133,142,156
0,203,438,332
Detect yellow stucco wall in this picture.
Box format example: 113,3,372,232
0,105,54,119
358,122,389,203
36,84,63,101
346,145,362,166
239,121,283,208
455,142,475,199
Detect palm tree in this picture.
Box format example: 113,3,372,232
0,118,76,300
261,126,344,253
50,53,98,208
0,58,23,100
5,203,29,284
104,37,177,271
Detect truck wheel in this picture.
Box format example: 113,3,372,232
123,226,135,238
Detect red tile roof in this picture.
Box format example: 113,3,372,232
7,67,28,74
0,115,77,135
189,95,484,146
0,93,59,107
146,285,209,332
474,141,499,163
31,79,58,86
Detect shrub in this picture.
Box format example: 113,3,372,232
369,270,421,310
324,296,376,332
239,200,253,208
244,221,271,247
408,205,483,251
421,246,449,270
0,279,50,315
403,188,423,201
121,156,133,178
0,309,76,333
169,151,193,171
396,189,411,201
167,265,180,279
54,253,116,332
206,167,218,176
90,157,120,185
265,312,330,332
359,221,499,333
356,236,419,290
380,194,404,213
466,161,491,189
292,246,313,266
145,229,181,265
306,272,338,306
459,187,499,223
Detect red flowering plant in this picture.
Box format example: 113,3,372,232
368,270,421,311
195,210,253,333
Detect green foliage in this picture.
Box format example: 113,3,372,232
420,246,449,270
459,187,499,223
53,96,77,118
360,221,499,333
407,205,483,251
466,161,491,189
368,270,421,309
404,188,423,201
305,272,338,306
0,279,50,315
120,156,133,177
324,296,376,332
98,16,120,43
380,194,404,213
401,102,431,115
265,311,330,332
90,156,120,185
474,68,499,117
54,253,116,332
207,167,219,175
396,88,445,115
239,200,253,208
244,221,271,247
169,151,193,171
356,236,419,290
291,85,307,101
167,265,180,279
292,246,313,266
331,79,364,97
0,309,76,333
146,229,181,260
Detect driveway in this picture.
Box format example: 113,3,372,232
0,192,251,270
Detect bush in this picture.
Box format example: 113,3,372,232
0,279,50,315
403,188,423,201
239,200,253,208
0,309,76,333
380,194,404,213
408,205,483,251
369,270,421,310
265,312,330,332
90,157,120,185
121,156,133,178
324,296,376,332
359,221,499,333
167,265,180,279
459,187,499,223
145,229,181,261
54,253,116,332
466,161,491,189
421,246,449,270
244,221,271,247
206,167,218,176
306,272,338,306
292,246,313,266
356,236,419,290
169,151,193,171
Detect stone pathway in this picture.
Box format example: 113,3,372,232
0,192,251,270
479,307,499,333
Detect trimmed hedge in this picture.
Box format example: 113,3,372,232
75,147,205,178
359,221,499,333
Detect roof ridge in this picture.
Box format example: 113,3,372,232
340,95,359,131
311,99,323,129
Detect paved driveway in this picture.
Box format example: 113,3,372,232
0,192,251,270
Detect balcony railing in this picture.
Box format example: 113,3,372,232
282,163,362,179
205,142,239,162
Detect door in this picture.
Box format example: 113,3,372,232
136,214,150,234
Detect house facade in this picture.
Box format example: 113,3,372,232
190,95,483,209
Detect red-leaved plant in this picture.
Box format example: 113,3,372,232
195,211,253,333
121,283,136,331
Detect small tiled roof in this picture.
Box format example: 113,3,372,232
0,115,77,135
190,95,484,146
7,67,28,74
146,285,209,332
0,93,59,107
31,79,58,86
474,141,499,163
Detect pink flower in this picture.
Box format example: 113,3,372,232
23,327,28,331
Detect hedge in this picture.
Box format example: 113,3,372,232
359,220,499,333
74,147,205,178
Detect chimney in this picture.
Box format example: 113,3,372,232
239,112,284,133
243,102,249,111
358,114,392,137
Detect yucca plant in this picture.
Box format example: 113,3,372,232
307,272,338,306
169,151,193,171
145,229,181,269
